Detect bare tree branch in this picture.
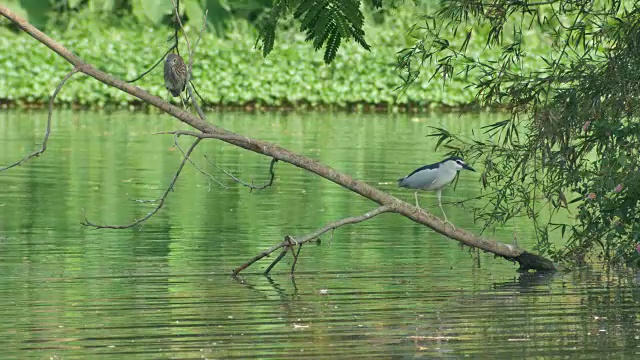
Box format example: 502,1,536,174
154,130,255,143
170,0,191,60
264,249,289,275
205,155,277,192
0,68,79,172
127,0,181,83
0,5,556,273
184,9,209,119
174,134,227,189
189,80,215,109
291,242,303,275
126,45,175,83
233,205,393,275
81,138,201,229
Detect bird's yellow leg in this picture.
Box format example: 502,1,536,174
412,191,422,216
437,189,454,229
179,94,188,109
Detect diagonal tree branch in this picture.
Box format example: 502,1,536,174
0,68,79,172
0,5,556,273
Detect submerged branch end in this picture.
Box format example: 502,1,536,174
234,205,393,275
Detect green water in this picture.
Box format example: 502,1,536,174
0,110,638,359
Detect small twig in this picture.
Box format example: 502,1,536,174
291,243,303,275
173,0,181,57
170,0,191,61
440,190,500,207
190,80,215,109
174,134,227,189
81,138,202,229
233,205,392,275
187,10,207,77
264,249,289,275
205,155,277,192
154,130,252,144
265,236,298,275
0,68,79,172
126,0,181,83
126,45,175,83
128,198,160,203
185,10,209,119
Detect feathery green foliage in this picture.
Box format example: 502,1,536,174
254,0,373,63
401,0,640,265
4,0,374,64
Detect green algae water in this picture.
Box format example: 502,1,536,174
0,110,638,358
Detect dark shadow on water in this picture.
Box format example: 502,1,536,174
232,273,300,302
491,270,558,292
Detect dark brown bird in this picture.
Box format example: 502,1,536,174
164,53,187,97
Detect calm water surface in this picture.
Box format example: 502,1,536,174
0,110,639,359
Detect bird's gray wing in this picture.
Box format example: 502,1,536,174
398,168,438,189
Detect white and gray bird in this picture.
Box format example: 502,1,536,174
397,156,476,223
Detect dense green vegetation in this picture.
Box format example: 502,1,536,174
0,1,550,110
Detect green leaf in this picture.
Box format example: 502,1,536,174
294,0,370,63
324,28,340,64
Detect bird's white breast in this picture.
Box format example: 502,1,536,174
427,168,458,190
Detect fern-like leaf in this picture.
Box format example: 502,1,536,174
294,0,370,64
324,27,341,63
256,0,287,57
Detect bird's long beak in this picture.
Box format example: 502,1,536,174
463,163,476,172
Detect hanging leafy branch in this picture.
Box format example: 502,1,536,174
256,0,378,63
399,0,640,265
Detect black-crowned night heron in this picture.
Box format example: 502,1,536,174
164,53,187,98
397,156,476,223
